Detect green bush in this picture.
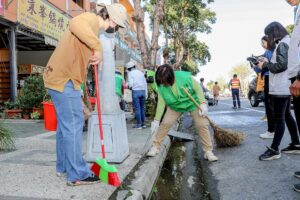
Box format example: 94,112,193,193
18,75,46,111
3,100,20,110
0,122,15,151
30,111,40,120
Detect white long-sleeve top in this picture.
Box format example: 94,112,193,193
127,69,147,91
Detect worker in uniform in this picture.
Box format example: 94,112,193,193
229,74,241,109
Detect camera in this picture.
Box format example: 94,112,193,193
247,55,260,68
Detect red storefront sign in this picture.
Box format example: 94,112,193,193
0,0,3,16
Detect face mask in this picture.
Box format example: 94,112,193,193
105,23,119,33
106,26,116,33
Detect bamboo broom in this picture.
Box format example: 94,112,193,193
181,87,246,148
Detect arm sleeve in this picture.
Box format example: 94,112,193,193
69,13,102,51
262,43,288,74
154,93,166,121
127,72,133,88
192,79,206,104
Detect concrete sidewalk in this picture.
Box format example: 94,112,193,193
0,118,165,200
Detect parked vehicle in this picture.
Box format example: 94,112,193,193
205,91,214,106
248,77,264,107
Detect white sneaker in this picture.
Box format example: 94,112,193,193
147,146,159,157
259,131,274,139
56,172,66,177
204,151,218,162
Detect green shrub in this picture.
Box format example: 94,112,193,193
30,111,40,120
18,75,46,111
0,122,15,151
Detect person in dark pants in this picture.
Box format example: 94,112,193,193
229,74,241,109
258,22,300,161
286,0,300,193
258,36,275,139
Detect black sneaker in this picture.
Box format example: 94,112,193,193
281,144,300,154
294,183,300,193
232,106,237,109
294,171,300,179
259,147,281,161
67,174,100,186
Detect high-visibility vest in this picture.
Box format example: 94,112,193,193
231,79,240,89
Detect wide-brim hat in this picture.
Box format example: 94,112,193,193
97,3,128,29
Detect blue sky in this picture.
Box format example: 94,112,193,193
194,0,295,83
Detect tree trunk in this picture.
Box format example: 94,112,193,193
133,0,164,70
133,0,149,69
150,0,164,68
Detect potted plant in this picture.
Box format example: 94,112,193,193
18,75,46,119
3,100,22,119
30,111,40,120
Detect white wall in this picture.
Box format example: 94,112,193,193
17,51,53,66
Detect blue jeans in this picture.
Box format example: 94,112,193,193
48,81,92,182
132,90,146,127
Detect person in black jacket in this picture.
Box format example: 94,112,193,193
257,22,300,161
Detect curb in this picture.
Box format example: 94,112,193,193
116,137,171,200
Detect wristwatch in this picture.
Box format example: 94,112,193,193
297,70,300,81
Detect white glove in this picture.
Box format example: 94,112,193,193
151,120,160,134
198,103,208,117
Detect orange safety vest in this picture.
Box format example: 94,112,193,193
231,79,240,89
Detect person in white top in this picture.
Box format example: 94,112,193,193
126,61,148,129
286,0,300,193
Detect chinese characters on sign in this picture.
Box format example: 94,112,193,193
0,0,4,16
17,0,70,40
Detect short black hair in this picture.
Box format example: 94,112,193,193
155,64,175,86
215,82,218,84
200,78,204,82
264,22,288,51
233,74,237,78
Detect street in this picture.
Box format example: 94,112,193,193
204,97,300,200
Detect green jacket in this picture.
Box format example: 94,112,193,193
155,71,206,121
115,74,124,98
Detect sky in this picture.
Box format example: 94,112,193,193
193,0,294,83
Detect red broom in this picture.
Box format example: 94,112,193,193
90,54,121,187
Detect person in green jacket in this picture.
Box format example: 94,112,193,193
147,64,218,161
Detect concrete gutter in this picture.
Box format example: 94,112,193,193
113,123,179,200
116,138,171,200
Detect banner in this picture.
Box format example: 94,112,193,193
17,0,70,40
0,0,4,16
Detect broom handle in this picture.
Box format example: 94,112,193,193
94,51,105,159
181,87,214,125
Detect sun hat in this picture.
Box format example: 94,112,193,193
97,3,128,28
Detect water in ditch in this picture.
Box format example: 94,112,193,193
150,115,211,200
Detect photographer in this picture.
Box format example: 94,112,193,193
257,36,275,139
257,22,300,161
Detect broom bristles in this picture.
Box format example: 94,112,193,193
212,125,246,148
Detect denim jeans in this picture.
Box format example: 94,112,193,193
48,81,92,182
231,89,241,107
270,96,299,151
132,90,146,127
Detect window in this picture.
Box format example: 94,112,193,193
72,0,83,8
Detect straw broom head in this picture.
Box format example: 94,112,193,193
181,86,247,148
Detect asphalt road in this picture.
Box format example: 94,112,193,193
203,97,300,200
